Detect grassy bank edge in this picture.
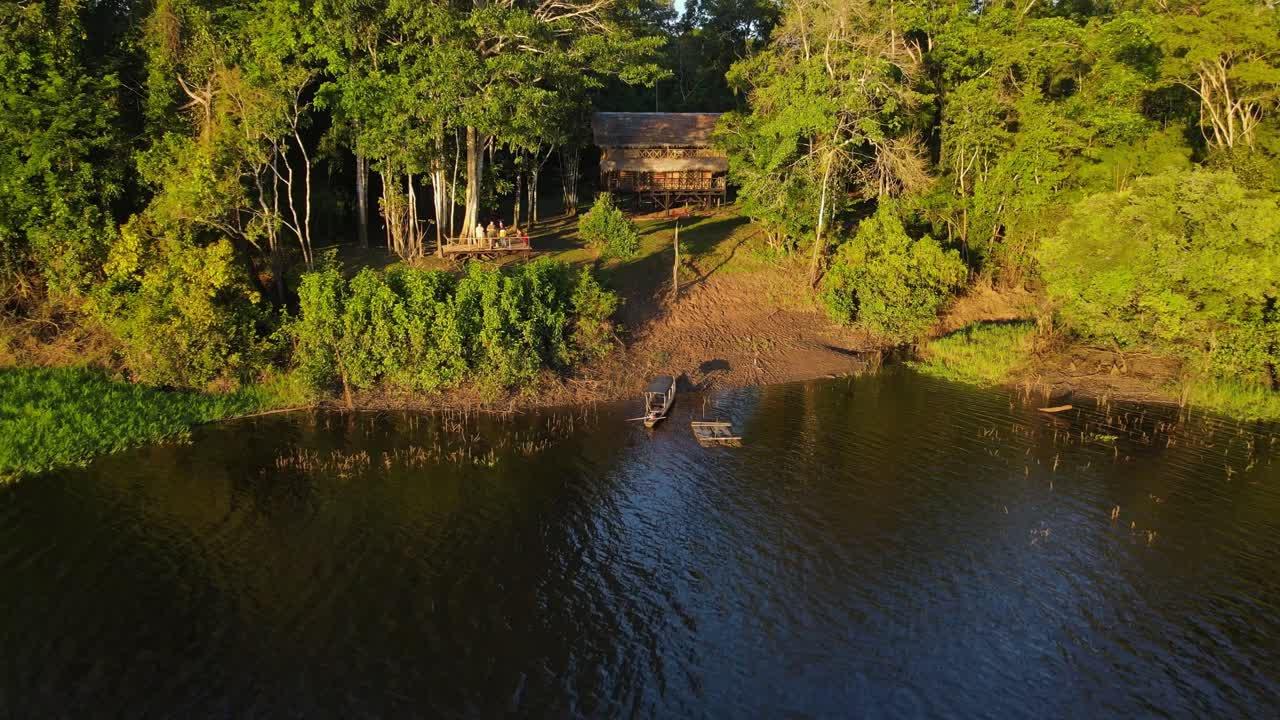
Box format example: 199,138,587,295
912,321,1037,387
0,367,312,481
7,318,1278,481
1179,376,1280,423
914,321,1280,422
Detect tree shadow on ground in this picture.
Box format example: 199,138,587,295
527,214,581,253
601,212,752,331
680,214,750,259
327,243,402,275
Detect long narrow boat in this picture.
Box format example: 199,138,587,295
642,376,676,428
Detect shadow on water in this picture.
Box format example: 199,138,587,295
1,369,1278,716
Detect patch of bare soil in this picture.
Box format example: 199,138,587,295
607,267,880,395
1020,345,1184,406
936,283,1038,335
350,263,883,414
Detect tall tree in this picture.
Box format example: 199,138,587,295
718,0,931,286
666,0,779,111
137,0,321,289
0,0,126,297
451,0,663,237
1157,0,1280,152
315,0,465,258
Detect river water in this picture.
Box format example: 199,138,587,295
2,370,1278,717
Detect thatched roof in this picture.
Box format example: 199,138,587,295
591,112,722,148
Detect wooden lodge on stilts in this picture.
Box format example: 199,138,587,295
591,112,728,213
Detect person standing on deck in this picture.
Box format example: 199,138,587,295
486,221,497,249
474,222,485,246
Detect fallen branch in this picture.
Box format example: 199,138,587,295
231,405,315,420
1038,404,1073,413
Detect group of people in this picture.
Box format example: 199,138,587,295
473,220,529,249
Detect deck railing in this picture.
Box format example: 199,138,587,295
440,235,532,256
606,170,726,193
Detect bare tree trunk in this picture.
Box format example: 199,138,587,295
380,169,394,252
449,128,460,239
431,164,447,257
527,160,536,225
672,222,680,302
531,163,540,224
407,173,419,258
271,151,284,301
808,155,833,288
568,153,579,212
274,140,311,270
560,146,580,215
514,162,523,228
356,153,369,248
293,123,314,268
462,126,483,237
341,370,354,410
255,153,285,304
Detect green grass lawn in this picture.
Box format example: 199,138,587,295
0,367,308,480
913,321,1036,386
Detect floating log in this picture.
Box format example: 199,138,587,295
231,405,315,420
1038,404,1074,413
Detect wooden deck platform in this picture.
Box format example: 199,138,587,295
691,421,741,446
440,238,532,261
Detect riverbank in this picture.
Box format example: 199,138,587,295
5,207,1277,478
330,211,888,413
916,319,1280,422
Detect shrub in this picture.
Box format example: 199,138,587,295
569,267,619,362
822,205,967,343
340,268,406,388
89,223,270,389
1036,170,1280,384
578,193,641,259
913,321,1035,386
458,260,562,390
292,265,347,392
291,260,618,395
387,267,464,391
294,265,463,395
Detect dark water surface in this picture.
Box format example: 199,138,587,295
3,370,1280,717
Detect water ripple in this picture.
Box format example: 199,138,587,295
0,370,1277,717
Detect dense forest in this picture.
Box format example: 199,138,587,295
720,0,1280,393
1,0,1278,425
0,0,678,389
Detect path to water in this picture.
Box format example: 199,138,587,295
2,370,1278,717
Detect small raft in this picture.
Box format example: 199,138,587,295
691,421,741,446
642,376,676,428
